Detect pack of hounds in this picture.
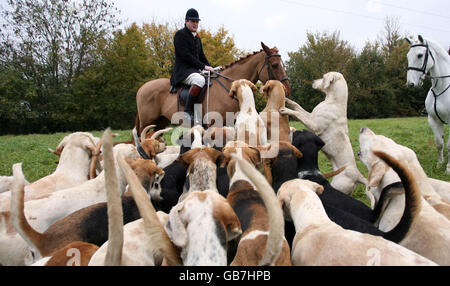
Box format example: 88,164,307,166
1,72,450,266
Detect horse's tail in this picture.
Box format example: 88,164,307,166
135,113,141,135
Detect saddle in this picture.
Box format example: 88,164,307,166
170,78,212,111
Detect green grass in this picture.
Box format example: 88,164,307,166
1,117,449,206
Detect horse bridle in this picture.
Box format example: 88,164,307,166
408,43,450,124
258,53,290,83
209,52,289,100
407,43,434,76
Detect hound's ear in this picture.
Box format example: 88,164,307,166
365,186,376,210
262,81,271,95
84,143,97,158
209,128,217,140
55,136,70,155
204,147,222,163
156,211,169,227
124,157,136,167
246,146,262,167
248,81,257,92
142,141,157,158
315,135,326,150
213,198,242,241
418,35,424,43
262,157,274,185
277,188,292,218
368,160,389,187
148,162,164,177
281,141,303,158
48,147,61,157
219,153,231,168
180,149,198,166
405,37,412,45
322,73,335,90
165,203,188,248
312,183,324,195
228,81,238,98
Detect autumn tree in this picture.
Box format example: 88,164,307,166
63,23,148,130
141,21,177,79
0,0,120,133
198,26,245,67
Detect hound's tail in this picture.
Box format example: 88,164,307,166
373,150,422,243
102,128,124,266
322,165,346,179
117,155,182,266
232,154,285,266
10,163,46,258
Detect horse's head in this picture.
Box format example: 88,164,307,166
258,42,291,96
406,35,433,87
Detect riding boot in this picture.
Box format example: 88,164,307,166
184,85,202,124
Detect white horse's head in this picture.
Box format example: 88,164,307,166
406,35,433,87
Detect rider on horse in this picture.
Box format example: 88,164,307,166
170,8,215,125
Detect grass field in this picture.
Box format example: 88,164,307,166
1,116,449,206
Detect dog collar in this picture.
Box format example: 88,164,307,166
381,181,404,195
298,169,322,179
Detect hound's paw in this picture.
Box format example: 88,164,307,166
285,97,300,107
279,107,291,115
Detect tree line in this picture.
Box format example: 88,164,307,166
0,0,431,135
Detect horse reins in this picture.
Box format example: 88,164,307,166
209,51,290,97
258,53,290,83
408,43,450,124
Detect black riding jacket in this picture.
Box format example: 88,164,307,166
170,25,210,86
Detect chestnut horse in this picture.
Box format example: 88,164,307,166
135,42,291,133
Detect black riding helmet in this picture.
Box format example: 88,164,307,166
185,8,200,21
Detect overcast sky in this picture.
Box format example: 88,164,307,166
111,0,450,60
1,0,449,61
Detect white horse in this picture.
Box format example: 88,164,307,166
406,35,450,173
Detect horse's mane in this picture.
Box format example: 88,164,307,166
222,50,263,70
424,37,450,62
221,46,280,71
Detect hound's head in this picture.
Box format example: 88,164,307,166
312,72,347,96
221,140,261,178
124,157,165,197
134,126,171,159
203,126,236,150
175,126,206,153
55,132,99,159
140,139,167,159
164,190,242,265
228,79,257,105
180,147,222,171
260,141,303,186
180,147,222,192
358,127,419,198
291,129,325,166
261,80,287,106
277,179,324,221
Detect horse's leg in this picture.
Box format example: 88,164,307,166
445,126,450,174
428,115,445,166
